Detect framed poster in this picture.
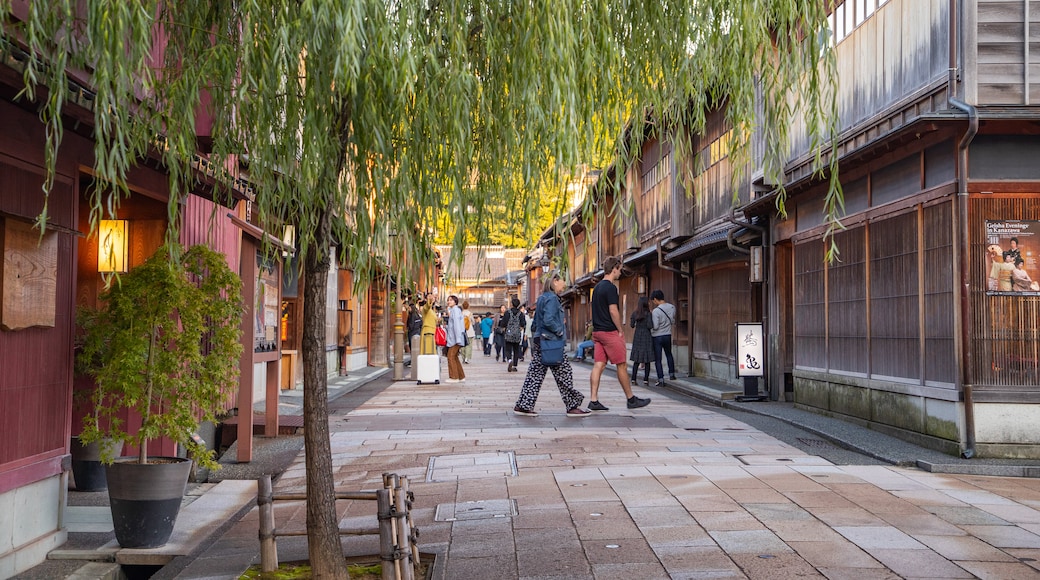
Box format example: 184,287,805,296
736,322,764,377
985,220,1040,295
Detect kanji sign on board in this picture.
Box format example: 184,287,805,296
736,322,764,377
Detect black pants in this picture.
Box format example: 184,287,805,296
653,334,676,379
504,340,521,366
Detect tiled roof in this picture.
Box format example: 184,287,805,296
436,245,527,283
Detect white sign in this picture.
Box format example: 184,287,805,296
736,322,764,377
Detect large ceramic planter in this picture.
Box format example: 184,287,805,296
70,436,123,492
106,457,192,548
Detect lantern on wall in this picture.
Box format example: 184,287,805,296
98,219,128,273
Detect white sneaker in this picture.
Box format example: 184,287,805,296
444,378,460,384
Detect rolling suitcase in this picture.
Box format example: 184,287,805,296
416,354,441,384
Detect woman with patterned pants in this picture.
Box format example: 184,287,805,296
513,270,590,417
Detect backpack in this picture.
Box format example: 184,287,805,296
504,309,524,343
464,316,471,331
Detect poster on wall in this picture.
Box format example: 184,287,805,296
985,220,1040,295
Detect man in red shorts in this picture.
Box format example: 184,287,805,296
587,256,651,412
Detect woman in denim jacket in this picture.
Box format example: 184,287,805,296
513,270,590,417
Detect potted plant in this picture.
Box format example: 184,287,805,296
76,243,243,548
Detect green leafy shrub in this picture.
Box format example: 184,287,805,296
77,243,243,469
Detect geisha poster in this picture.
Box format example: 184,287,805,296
986,220,1040,295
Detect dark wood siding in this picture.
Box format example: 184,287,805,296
828,227,867,374
870,211,920,381
638,138,671,241
693,263,751,361
923,202,956,385
792,200,957,387
794,239,827,369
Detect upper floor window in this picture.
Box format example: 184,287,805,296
831,0,888,45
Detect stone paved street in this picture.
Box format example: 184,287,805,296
244,353,1040,579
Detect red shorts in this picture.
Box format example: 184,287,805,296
592,330,627,364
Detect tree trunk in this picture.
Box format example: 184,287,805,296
302,206,349,579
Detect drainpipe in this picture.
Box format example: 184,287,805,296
727,208,771,398
949,0,978,459
725,208,765,255
656,239,690,278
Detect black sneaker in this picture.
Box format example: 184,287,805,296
627,396,651,409
513,406,538,417
588,400,609,412
669,374,677,380
654,380,663,388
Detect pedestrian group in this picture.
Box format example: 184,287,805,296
412,255,677,417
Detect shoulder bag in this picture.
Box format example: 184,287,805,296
540,334,566,366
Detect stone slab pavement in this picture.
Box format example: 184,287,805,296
169,354,1040,579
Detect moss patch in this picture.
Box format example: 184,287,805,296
242,560,424,579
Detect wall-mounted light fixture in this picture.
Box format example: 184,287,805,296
749,246,764,283
636,275,647,295
98,219,128,273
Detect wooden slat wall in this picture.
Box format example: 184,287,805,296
870,211,921,380
923,202,956,384
693,264,751,360
638,138,672,240
794,239,827,369
180,195,240,273
828,227,868,374
689,110,745,231
792,201,957,387
970,196,1040,393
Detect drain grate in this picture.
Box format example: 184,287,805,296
426,451,518,482
434,499,518,522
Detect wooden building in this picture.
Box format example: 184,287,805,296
753,0,1040,458
557,0,1040,458
437,245,526,312
0,12,283,574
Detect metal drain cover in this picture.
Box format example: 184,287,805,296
426,451,518,482
434,499,518,522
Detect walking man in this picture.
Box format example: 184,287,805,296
650,289,677,386
588,256,651,411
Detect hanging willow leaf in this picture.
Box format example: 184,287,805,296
2,1,838,576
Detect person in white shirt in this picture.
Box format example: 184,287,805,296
650,289,677,386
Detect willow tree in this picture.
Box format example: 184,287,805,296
3,0,836,576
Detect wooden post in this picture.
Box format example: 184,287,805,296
394,477,414,580
401,476,420,570
377,489,396,580
258,476,278,572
